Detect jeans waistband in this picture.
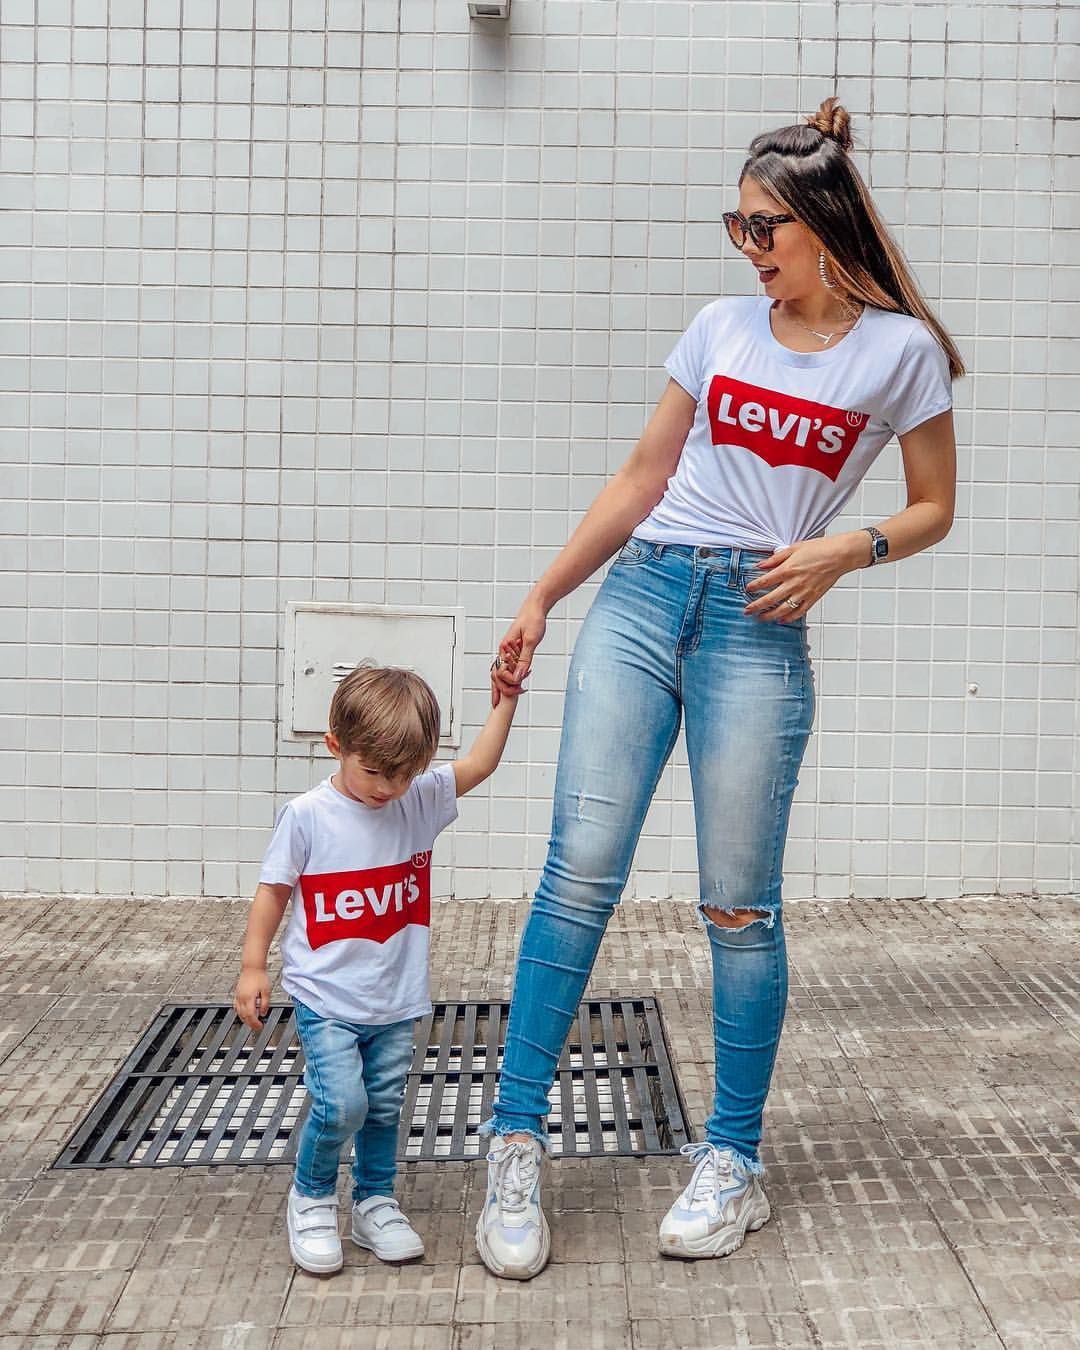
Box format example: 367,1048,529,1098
633,539,774,567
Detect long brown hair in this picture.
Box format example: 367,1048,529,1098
742,97,965,379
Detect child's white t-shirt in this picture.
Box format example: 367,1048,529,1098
637,297,953,551
258,765,458,1025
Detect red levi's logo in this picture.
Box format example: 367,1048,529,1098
300,853,431,950
707,374,870,482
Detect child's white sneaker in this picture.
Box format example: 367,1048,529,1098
351,1196,425,1261
658,1142,771,1259
287,1187,343,1273
475,1137,550,1280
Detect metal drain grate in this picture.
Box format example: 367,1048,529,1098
54,998,691,1169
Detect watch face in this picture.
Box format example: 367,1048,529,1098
873,536,889,559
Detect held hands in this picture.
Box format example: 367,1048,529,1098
234,966,271,1032
491,601,546,707
489,635,525,709
743,536,858,623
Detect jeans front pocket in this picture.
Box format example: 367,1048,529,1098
737,558,773,600
613,536,653,567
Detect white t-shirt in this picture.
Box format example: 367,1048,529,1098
259,765,458,1025
637,297,953,551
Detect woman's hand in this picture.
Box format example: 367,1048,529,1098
744,534,863,623
491,598,547,706
746,412,957,624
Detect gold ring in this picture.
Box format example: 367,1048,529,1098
785,598,800,610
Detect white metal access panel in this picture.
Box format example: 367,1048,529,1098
283,603,465,747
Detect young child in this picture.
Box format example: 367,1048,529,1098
234,656,519,1274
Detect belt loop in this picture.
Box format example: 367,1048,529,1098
726,547,741,588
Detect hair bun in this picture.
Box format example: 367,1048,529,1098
807,97,853,152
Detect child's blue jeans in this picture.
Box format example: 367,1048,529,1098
483,541,815,1170
292,999,414,1203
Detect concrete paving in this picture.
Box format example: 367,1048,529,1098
0,894,1077,1349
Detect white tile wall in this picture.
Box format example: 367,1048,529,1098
0,1,1076,901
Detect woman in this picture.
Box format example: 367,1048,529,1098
475,98,962,1280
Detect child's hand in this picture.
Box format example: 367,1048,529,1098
490,637,524,706
490,601,546,707
235,967,271,1032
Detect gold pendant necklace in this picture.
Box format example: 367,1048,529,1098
778,301,862,346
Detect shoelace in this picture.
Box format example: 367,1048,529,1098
680,1141,740,1206
492,1142,539,1215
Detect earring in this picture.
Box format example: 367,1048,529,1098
819,251,836,290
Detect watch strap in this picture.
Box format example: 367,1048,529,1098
864,526,887,565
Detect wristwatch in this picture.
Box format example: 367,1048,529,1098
864,526,889,565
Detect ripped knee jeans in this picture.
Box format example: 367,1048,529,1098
482,541,813,1169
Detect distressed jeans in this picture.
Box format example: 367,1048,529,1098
292,1000,414,1203
485,540,815,1169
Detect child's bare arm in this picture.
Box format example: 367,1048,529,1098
234,882,292,1030
452,682,521,797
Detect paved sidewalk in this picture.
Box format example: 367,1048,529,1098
0,895,1077,1349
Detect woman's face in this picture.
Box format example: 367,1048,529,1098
733,177,822,303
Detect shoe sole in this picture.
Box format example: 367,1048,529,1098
658,1196,771,1260
474,1210,551,1281
289,1237,344,1275
350,1233,425,1262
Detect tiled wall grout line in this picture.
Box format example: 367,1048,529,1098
0,2,1075,901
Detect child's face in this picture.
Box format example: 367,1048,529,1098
325,734,415,809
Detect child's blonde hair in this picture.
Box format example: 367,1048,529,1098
328,664,440,778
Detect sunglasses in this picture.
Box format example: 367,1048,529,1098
722,211,796,252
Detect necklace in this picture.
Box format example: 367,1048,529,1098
776,301,863,347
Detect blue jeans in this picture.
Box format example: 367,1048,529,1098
292,1000,414,1203
485,540,815,1170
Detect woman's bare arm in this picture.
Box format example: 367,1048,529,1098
744,409,957,622
492,379,697,697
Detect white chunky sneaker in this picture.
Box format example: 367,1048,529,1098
658,1142,771,1259
287,1187,343,1274
475,1137,550,1280
351,1196,424,1262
